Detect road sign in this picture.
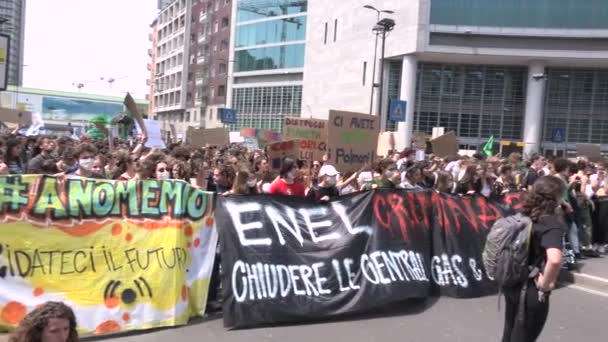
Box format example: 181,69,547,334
551,128,565,143
389,99,406,122
220,108,237,124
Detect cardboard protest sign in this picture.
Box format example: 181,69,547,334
577,143,602,161
377,132,396,158
136,119,166,149
431,131,458,158
229,131,244,143
187,127,229,147
0,107,32,128
124,93,147,138
267,140,299,169
283,117,328,161
327,110,380,173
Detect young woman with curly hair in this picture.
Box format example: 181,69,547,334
501,176,566,342
9,301,79,342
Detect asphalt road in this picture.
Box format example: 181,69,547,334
85,286,608,342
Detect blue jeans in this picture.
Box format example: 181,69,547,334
568,222,581,254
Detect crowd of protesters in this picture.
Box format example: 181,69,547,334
1,132,608,262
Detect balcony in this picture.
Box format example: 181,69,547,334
197,55,207,64
147,63,151,71
148,33,153,41
148,49,153,57
146,79,151,86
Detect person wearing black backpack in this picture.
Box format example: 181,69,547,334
501,176,566,342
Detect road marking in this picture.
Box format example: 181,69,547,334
566,284,608,298
573,272,608,283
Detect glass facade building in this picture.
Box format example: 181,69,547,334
231,0,307,132
431,0,608,29
543,68,608,145
387,62,526,143
235,0,307,73
0,0,25,86
230,85,302,131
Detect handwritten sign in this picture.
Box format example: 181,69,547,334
431,132,458,158
187,127,229,147
283,117,328,161
327,110,379,173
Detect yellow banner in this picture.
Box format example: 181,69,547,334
0,175,217,335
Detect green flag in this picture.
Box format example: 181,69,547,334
483,136,494,156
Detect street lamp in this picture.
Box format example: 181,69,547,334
373,18,396,127
363,5,394,116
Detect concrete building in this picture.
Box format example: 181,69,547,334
302,0,608,156
147,18,160,119
226,0,307,132
0,0,26,86
149,0,232,139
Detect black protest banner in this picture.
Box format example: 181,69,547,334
216,190,519,328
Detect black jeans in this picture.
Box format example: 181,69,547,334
502,280,550,342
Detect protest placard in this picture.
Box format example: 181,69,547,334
187,127,229,147
431,131,458,158
0,107,32,128
124,93,147,138
577,143,602,161
282,117,328,161
136,119,166,149
229,131,244,143
377,132,395,158
327,110,379,172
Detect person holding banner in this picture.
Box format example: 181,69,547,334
9,301,79,342
5,138,25,174
67,143,102,179
268,157,305,197
362,159,401,191
224,166,259,196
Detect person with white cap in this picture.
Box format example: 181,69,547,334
307,163,361,201
307,164,341,201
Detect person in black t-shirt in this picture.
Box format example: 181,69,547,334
307,164,341,201
502,176,566,342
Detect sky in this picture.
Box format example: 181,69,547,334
23,0,159,100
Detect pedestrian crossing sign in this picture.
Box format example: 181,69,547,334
389,99,407,122
551,128,565,143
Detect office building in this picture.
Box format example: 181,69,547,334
226,0,307,132
301,0,608,155
149,0,232,139
0,0,26,86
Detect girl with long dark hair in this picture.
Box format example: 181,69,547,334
502,176,566,342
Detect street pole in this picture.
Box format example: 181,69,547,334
369,31,379,115
377,29,387,119
369,12,380,115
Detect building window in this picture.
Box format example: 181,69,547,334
235,44,305,72
214,20,219,32
219,63,227,74
237,0,307,22
218,85,226,97
221,17,229,28
324,22,328,44
220,40,229,51
235,15,307,48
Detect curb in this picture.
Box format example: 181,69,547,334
559,269,608,295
